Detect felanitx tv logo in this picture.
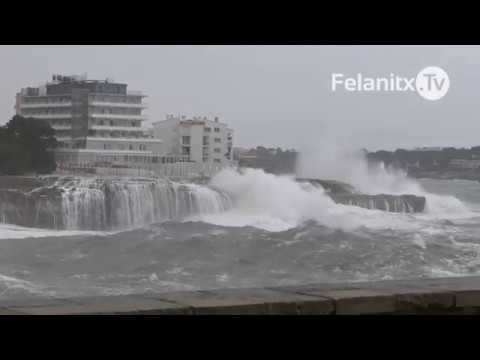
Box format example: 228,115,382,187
331,66,450,101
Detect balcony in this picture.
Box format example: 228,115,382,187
27,114,72,119
51,125,71,130
91,125,148,132
86,137,162,143
126,91,146,96
90,113,147,121
20,102,72,108
90,101,147,108
56,137,72,142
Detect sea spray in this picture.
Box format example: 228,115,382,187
295,143,424,195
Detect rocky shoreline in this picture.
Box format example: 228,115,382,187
296,178,426,213
0,176,428,231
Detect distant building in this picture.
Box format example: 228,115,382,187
232,147,251,161
449,159,480,169
413,146,444,152
15,74,163,167
152,115,234,166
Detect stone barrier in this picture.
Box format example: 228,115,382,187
3,276,480,315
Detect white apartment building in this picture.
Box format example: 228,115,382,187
152,115,234,166
15,74,165,168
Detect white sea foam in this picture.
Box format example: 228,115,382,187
0,223,106,240
1,146,477,236
190,149,479,233
0,273,55,298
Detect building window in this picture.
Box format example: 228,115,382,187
182,136,191,145
204,127,211,132
214,148,221,153
214,159,221,163
214,138,221,143
182,146,190,155
214,127,220,132
129,144,133,150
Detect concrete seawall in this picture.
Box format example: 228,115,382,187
3,276,480,315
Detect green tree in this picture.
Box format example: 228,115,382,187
0,115,58,175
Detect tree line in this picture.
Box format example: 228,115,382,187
0,115,58,175
367,147,480,171
238,146,298,174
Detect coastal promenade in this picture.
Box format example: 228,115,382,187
3,276,480,315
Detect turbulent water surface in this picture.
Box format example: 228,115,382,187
1,168,480,301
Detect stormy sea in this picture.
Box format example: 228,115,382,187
1,155,480,301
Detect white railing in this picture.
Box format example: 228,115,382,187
55,161,232,180
90,125,148,132
127,91,145,96
152,162,229,179
90,101,147,108
21,102,72,108
90,113,147,120
86,137,162,143
95,167,156,177
26,114,72,119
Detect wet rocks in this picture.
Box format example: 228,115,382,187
296,178,426,213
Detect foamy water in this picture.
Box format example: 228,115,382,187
190,167,478,233
0,224,107,240
1,152,480,299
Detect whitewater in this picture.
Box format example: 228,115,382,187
1,150,480,300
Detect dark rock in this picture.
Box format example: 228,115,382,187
296,178,426,213
296,178,356,194
331,193,426,213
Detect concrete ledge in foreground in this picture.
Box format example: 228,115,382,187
4,276,480,315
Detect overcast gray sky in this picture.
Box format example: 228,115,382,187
0,45,478,151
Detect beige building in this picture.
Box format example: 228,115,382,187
152,115,234,166
15,74,164,167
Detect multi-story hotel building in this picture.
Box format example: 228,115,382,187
152,115,234,166
15,74,164,167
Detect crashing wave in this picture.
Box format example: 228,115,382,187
0,177,232,231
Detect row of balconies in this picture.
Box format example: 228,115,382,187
21,100,147,109
90,113,147,120
51,125,71,130
22,113,147,121
21,102,72,108
86,136,161,143
90,125,146,132
89,101,147,108
22,113,72,119
87,130,150,139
